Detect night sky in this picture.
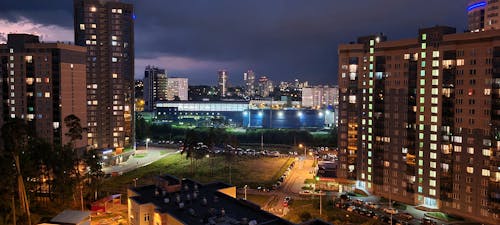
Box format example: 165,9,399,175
0,0,467,85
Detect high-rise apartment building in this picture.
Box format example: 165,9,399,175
74,0,134,149
468,0,500,31
143,65,167,111
166,77,188,101
302,85,338,109
218,69,228,97
0,34,87,148
243,70,256,97
258,76,273,97
338,27,500,223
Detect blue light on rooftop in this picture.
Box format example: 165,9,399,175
467,2,487,12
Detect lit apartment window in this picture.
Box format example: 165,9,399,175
429,189,436,196
44,92,50,98
467,167,474,174
432,69,439,76
90,6,97,12
430,170,436,177
467,147,474,154
483,149,491,156
430,152,437,159
482,169,490,177
112,73,118,78
80,24,85,30
112,57,118,62
457,59,465,66
91,24,97,28
432,51,439,58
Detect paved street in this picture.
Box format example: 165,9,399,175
262,157,315,215
102,146,179,175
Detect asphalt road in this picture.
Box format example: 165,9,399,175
102,146,179,175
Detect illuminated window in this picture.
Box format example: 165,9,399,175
90,6,97,12
457,59,465,66
430,180,436,187
432,79,438,85
467,147,474,154
430,170,436,177
422,43,427,49
91,24,97,28
422,34,427,41
421,52,426,58
430,162,436,169
432,51,440,58
112,73,118,78
430,152,437,159
483,149,491,156
482,169,490,177
432,60,439,67
44,92,50,98
80,24,85,30
467,167,474,174
404,54,410,60
429,189,436,196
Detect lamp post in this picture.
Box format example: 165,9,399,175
244,185,248,200
146,138,150,150
299,144,306,158
133,178,139,187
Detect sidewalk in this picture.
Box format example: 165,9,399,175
102,147,178,174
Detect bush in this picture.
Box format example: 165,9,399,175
299,211,312,222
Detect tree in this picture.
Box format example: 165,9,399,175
1,119,32,225
84,148,103,201
64,114,85,145
181,129,199,175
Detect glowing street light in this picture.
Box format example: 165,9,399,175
146,138,151,150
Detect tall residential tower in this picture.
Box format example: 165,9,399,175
74,0,134,149
0,34,87,148
338,27,500,224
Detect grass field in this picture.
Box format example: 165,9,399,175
101,153,294,194
283,199,382,225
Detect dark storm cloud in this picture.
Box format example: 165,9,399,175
0,0,468,84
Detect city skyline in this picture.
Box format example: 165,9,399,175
0,0,467,85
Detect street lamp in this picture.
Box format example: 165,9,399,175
299,144,306,158
244,185,248,200
133,178,139,187
146,138,151,150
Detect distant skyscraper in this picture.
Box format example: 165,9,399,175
301,85,338,109
218,69,228,97
258,76,273,97
143,66,167,111
243,70,256,97
166,77,188,101
0,34,87,148
467,0,500,31
74,0,134,149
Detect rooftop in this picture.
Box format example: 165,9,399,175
129,175,300,225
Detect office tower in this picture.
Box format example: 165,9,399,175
301,85,339,109
143,65,167,111
243,70,256,97
166,77,188,101
74,0,134,149
218,69,228,97
468,0,500,31
338,26,500,223
0,34,87,148
257,76,273,97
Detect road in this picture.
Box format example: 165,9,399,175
262,157,315,216
102,146,179,175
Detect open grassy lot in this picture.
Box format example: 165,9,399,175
101,153,294,194
283,199,383,225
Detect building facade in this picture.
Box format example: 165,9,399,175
218,69,228,97
0,34,87,148
74,0,134,149
258,76,273,97
143,66,167,112
468,0,500,32
166,77,188,101
243,70,256,97
302,85,339,109
338,27,500,223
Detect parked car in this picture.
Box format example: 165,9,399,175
346,206,356,212
398,212,414,220
383,207,398,214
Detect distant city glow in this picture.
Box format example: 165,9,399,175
467,1,487,12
